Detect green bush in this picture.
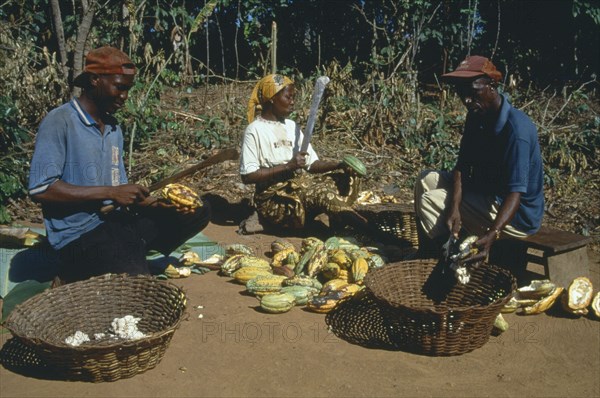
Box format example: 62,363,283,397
0,96,30,223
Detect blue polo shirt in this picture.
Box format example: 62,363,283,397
455,94,544,234
28,99,128,249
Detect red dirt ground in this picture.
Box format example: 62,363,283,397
1,218,599,397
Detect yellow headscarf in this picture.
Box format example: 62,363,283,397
247,74,294,123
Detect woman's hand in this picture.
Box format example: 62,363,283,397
287,151,308,171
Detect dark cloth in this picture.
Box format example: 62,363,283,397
455,94,544,234
57,203,210,283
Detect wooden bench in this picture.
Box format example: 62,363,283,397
516,226,592,287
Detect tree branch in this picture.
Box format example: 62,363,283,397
72,0,97,91
491,0,501,59
50,0,68,78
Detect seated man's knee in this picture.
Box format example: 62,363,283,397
418,192,447,237
418,169,436,181
419,169,444,189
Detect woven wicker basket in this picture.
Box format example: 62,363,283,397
3,273,186,382
363,259,515,356
354,203,419,247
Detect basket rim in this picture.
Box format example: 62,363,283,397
364,259,516,315
3,273,187,352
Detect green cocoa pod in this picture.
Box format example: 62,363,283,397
260,293,296,313
342,155,367,177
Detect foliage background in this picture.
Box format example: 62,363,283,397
0,0,598,245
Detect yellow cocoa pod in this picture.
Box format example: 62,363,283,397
347,248,370,262
260,293,296,313
164,264,181,279
283,251,300,270
307,247,328,278
501,297,520,313
179,251,201,266
225,243,255,256
562,277,594,316
301,237,324,253
522,287,564,315
338,269,349,282
220,254,245,276
350,257,369,284
272,248,298,267
197,253,224,268
306,294,340,314
238,255,271,269
328,249,352,269
295,244,320,275
271,238,295,254
232,266,272,284
321,262,341,280
335,283,363,298
162,183,202,208
321,278,349,294
591,292,600,318
516,280,556,300
326,283,363,300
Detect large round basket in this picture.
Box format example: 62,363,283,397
3,273,186,382
363,259,515,356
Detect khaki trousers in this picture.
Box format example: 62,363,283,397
414,170,528,239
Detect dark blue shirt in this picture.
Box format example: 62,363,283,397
455,94,544,234
28,99,128,249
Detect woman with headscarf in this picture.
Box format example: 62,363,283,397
239,74,366,232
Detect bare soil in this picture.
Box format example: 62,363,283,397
1,212,599,397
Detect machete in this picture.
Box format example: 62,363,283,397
299,76,330,153
100,147,239,214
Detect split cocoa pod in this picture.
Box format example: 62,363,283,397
162,183,203,209
562,277,594,316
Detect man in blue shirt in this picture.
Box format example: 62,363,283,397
29,46,210,283
414,55,544,259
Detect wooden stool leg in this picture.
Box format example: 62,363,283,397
545,246,590,287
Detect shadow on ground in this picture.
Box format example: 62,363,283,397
202,193,253,227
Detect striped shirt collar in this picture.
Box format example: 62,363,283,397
70,98,96,126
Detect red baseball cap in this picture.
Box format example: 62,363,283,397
441,55,502,83
73,46,136,87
